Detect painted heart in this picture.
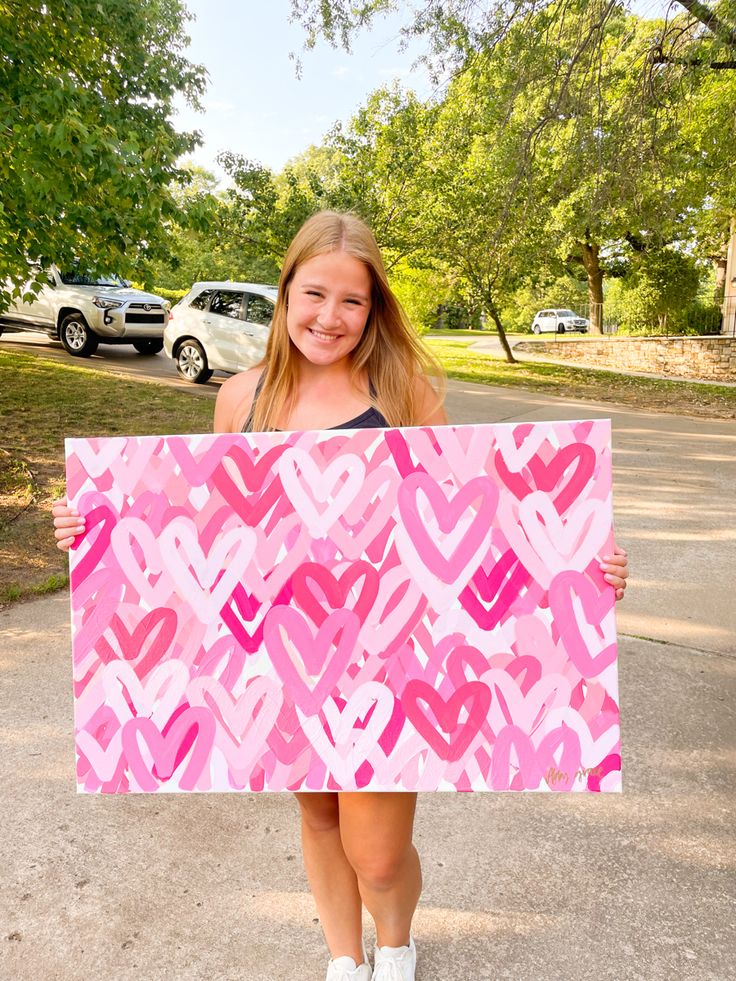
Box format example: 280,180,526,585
278,447,366,538
168,433,239,485
94,607,178,680
70,504,117,589
292,561,379,627
122,707,216,792
549,570,617,678
489,723,582,791
100,660,188,728
160,518,257,623
458,547,531,629
396,473,498,607
330,466,400,560
263,607,360,716
359,567,427,658
299,682,395,787
187,675,283,782
501,491,609,589
401,680,491,763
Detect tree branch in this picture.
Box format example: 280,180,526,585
673,0,736,48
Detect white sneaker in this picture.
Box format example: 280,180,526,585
326,953,372,981
372,936,416,981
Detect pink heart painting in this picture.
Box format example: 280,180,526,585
66,419,621,794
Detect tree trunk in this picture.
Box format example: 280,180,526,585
579,238,604,335
486,297,516,363
714,256,727,298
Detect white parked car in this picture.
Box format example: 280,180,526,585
0,265,170,357
164,282,277,383
531,309,589,334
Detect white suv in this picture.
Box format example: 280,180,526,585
164,281,276,383
531,309,589,334
0,266,170,357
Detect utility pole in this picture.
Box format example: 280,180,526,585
723,217,736,336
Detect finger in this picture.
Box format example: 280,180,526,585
54,515,85,529
601,552,628,566
56,536,75,551
615,587,625,601
51,497,68,509
54,525,84,541
604,574,626,589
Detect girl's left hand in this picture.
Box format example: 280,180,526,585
600,545,629,602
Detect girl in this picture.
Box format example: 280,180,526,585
53,210,629,981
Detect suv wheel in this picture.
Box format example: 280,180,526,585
176,340,213,383
59,313,99,357
532,323,541,334
557,323,566,333
133,339,164,355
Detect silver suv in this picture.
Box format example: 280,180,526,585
0,265,170,357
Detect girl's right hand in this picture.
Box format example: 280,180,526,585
52,497,85,551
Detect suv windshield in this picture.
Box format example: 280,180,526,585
556,310,577,317
60,271,126,288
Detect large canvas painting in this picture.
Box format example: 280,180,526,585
66,420,621,794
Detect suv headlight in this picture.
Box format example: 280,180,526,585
93,296,123,310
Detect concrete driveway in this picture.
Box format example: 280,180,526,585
1,377,734,980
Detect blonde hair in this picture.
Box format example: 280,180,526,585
250,210,445,431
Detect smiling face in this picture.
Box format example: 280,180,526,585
286,250,373,369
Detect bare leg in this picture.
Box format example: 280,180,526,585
295,792,366,965
338,793,421,948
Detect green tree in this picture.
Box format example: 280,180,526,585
605,249,703,333
0,0,205,309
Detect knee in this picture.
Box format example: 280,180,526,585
344,842,416,892
296,794,341,834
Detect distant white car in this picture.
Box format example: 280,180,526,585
164,281,277,383
531,309,589,334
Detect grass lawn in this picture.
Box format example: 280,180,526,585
0,349,214,605
428,339,736,419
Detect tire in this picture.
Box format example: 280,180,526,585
557,324,565,334
133,339,164,355
59,313,99,357
532,324,541,334
176,340,213,383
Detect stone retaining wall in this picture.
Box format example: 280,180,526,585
513,335,736,382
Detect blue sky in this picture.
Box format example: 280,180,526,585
174,0,673,182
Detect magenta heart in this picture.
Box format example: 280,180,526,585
401,680,491,763
292,561,379,627
70,504,117,588
459,548,531,628
95,608,178,680
122,706,215,791
494,443,596,515
212,444,291,527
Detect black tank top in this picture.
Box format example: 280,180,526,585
241,374,389,432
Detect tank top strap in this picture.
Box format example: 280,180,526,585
241,372,266,433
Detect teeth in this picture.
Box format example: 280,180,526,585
310,329,339,341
